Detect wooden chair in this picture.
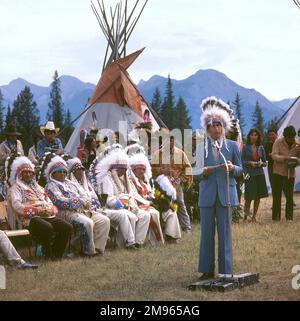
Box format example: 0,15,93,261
0,201,33,257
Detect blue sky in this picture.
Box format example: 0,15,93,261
0,0,299,100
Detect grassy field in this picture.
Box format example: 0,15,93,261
1,194,300,301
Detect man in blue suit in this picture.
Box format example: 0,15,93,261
198,97,243,280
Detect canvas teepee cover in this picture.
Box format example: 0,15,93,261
65,48,165,155
277,96,300,191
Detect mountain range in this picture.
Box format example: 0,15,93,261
0,69,296,133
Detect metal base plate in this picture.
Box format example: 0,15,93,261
188,273,260,292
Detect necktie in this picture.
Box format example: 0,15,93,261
212,141,219,162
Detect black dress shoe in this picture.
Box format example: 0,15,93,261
198,273,215,281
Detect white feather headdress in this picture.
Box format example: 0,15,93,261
128,152,152,181
127,144,152,181
95,144,129,186
9,156,35,186
200,96,233,157
200,101,233,133
66,157,84,173
201,96,233,117
155,175,177,201
44,155,67,180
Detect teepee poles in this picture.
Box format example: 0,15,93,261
91,0,149,72
293,0,300,9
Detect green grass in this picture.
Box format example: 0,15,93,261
1,195,300,301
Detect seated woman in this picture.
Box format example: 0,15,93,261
7,156,72,259
0,230,38,269
44,156,110,256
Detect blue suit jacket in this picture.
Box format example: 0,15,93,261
198,139,243,207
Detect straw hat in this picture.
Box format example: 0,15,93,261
40,121,59,136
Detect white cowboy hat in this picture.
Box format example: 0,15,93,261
40,121,60,136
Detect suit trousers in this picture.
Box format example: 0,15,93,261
198,202,233,275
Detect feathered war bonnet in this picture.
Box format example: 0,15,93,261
66,157,85,174
95,144,129,187
44,155,68,181
6,156,35,187
154,175,177,202
125,143,154,197
125,144,152,181
200,96,233,157
154,175,178,212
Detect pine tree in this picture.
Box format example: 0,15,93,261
150,87,162,116
0,89,4,137
61,108,74,145
232,93,245,137
160,75,176,129
174,97,191,131
266,117,279,133
12,86,40,152
47,70,65,129
252,101,264,134
5,104,13,130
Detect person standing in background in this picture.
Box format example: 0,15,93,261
152,136,193,233
272,126,300,221
0,124,24,199
242,128,268,223
28,132,42,166
264,129,278,194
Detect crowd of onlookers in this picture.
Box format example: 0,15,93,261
240,126,300,223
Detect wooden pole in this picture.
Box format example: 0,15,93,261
124,0,128,57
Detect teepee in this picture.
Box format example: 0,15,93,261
277,96,300,191
64,0,166,155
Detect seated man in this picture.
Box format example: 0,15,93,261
95,145,150,248
37,121,64,159
7,156,73,259
0,230,38,269
152,135,193,233
67,157,136,250
44,156,110,256
127,147,164,246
